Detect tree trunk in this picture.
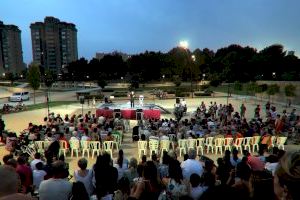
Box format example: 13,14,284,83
33,90,36,104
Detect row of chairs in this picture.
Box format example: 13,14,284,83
137,136,288,158
34,139,121,159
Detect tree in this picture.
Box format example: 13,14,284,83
27,63,41,104
6,72,16,86
245,82,257,95
267,84,280,102
173,75,182,87
284,84,296,106
43,69,55,115
97,79,107,89
233,81,243,91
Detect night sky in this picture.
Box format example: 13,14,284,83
1,0,300,63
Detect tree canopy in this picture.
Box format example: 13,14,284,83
63,44,300,84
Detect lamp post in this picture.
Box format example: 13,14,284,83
191,55,196,98
272,72,276,80
179,40,195,98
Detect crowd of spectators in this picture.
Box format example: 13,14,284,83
0,101,299,200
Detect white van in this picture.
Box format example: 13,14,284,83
9,92,30,102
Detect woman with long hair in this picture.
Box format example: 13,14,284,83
130,161,161,200
114,149,129,180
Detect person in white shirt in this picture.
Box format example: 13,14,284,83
30,153,44,171
69,131,80,141
181,149,203,180
33,162,46,191
81,129,90,141
39,161,72,200
74,158,94,196
98,116,105,125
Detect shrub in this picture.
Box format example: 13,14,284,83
102,89,114,92
112,91,128,97
84,94,104,99
233,81,243,91
200,84,210,90
285,84,296,97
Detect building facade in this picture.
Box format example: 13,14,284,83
30,17,78,74
0,21,24,75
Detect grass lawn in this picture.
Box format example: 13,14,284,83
208,85,255,96
26,101,78,111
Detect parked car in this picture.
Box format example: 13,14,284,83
9,92,30,102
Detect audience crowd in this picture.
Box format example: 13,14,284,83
0,101,299,200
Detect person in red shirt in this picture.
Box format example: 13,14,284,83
16,156,32,193
244,150,264,171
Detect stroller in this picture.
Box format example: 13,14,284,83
132,126,139,141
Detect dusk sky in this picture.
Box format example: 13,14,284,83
1,0,300,64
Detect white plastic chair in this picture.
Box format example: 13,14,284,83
252,136,261,152
90,141,102,159
233,138,244,154
59,140,69,157
205,137,214,154
35,141,46,153
160,140,170,156
168,134,177,150
69,139,80,158
178,139,188,157
187,139,197,152
81,140,90,158
214,138,225,155
196,138,205,155
224,138,234,151
149,140,159,158
138,141,148,159
103,141,114,158
276,137,287,150
112,134,120,151
243,137,253,153
269,136,277,149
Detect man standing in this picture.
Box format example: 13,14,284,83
129,91,135,108
240,104,246,119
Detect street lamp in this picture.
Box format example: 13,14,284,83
272,72,276,80
179,40,189,49
2,73,5,77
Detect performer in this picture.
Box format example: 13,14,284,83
139,95,144,107
129,91,135,108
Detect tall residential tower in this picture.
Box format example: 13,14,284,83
0,21,24,75
30,17,78,74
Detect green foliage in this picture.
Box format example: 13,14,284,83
84,94,104,99
27,63,41,104
129,75,139,89
209,74,222,87
44,69,56,88
97,79,107,89
200,84,210,90
284,84,296,97
27,63,41,91
173,76,182,87
267,84,280,96
245,82,257,94
258,84,268,92
233,81,243,91
111,91,128,97
5,72,16,86
175,88,190,97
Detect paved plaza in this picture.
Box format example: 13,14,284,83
1,96,300,177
